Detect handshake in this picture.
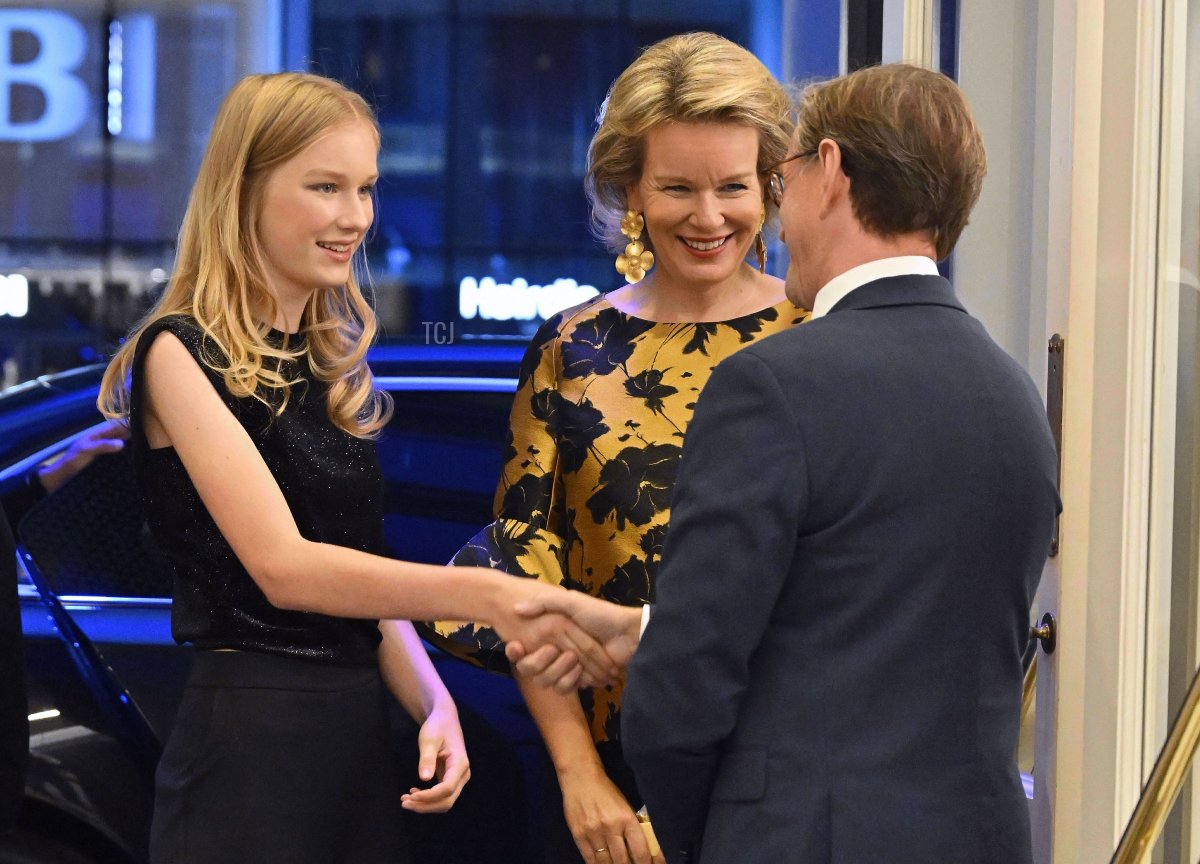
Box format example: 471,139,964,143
486,580,645,692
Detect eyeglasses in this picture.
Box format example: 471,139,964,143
766,151,816,207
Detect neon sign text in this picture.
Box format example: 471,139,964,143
459,276,598,322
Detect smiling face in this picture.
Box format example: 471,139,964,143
627,121,764,292
255,118,379,311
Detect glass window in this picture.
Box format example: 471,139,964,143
1,0,798,383
377,388,513,563
110,3,243,243
311,0,775,339
0,2,105,241
0,0,276,384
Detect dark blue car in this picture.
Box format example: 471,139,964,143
2,340,554,864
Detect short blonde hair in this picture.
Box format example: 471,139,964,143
99,72,392,437
586,32,792,252
793,63,986,260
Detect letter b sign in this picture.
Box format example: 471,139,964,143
0,10,88,141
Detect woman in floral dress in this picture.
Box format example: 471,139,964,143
432,33,806,864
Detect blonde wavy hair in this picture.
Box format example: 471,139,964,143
586,32,793,253
99,72,392,437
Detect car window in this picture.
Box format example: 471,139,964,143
17,448,170,599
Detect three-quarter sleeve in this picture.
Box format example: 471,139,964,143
423,315,571,671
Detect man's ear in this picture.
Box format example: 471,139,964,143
816,138,849,220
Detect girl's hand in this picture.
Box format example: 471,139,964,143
400,703,471,813
484,574,620,688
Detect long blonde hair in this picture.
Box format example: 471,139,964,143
99,72,392,437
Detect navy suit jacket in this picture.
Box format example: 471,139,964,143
621,276,1059,864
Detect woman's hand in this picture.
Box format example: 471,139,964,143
400,702,471,813
38,420,129,494
559,765,654,864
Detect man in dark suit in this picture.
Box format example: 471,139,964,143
510,63,1059,864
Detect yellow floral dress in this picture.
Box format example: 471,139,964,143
432,293,806,745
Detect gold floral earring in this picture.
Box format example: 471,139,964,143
615,210,655,284
755,208,768,273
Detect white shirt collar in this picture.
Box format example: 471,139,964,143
809,256,940,320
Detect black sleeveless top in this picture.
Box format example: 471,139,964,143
130,315,383,666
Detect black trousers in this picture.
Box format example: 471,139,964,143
150,650,407,864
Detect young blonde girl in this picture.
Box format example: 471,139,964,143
99,71,614,863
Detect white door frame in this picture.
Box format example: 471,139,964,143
867,0,1179,857
951,0,1169,861
1033,0,1165,859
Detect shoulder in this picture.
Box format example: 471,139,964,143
708,316,837,402
724,298,808,343
134,315,224,371
140,314,204,350
142,326,198,372
542,293,615,341
710,340,787,389
140,327,226,409
692,342,805,443
133,315,231,403
515,295,616,386
733,311,829,363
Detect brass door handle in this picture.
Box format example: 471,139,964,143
1030,612,1057,654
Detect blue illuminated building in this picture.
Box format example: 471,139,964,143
0,0,849,385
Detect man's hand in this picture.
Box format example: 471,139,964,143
482,576,622,689
38,420,129,494
505,591,642,692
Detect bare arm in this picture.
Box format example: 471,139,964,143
517,677,652,864
142,332,617,681
378,620,470,813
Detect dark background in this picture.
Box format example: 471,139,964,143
0,0,914,386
